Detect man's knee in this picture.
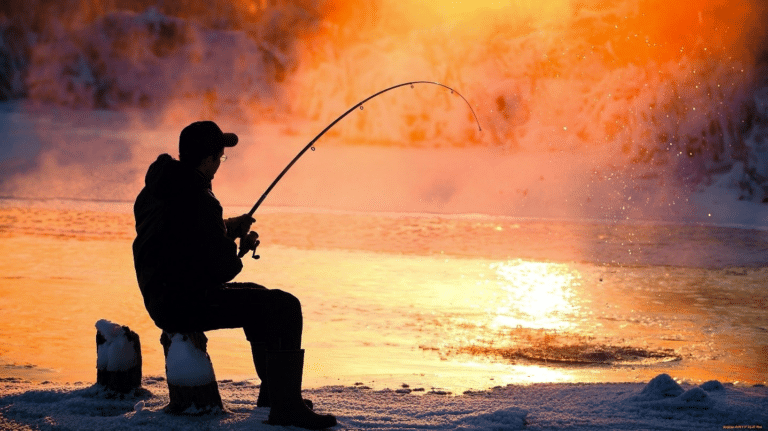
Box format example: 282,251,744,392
272,289,302,317
244,289,302,346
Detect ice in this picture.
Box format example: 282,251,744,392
94,319,137,372
164,333,215,386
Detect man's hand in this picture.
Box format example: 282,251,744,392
226,214,255,240
238,231,260,258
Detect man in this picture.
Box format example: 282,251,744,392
132,121,336,429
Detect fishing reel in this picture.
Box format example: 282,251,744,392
237,232,260,260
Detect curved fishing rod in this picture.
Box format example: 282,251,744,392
249,81,480,216
240,80,481,258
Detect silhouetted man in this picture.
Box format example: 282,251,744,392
132,121,336,429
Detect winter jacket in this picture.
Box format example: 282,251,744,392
132,154,242,326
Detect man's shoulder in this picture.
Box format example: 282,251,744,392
139,155,212,199
200,188,224,215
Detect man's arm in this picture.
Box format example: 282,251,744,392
224,214,255,240
193,201,244,284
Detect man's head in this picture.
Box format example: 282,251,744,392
179,121,238,180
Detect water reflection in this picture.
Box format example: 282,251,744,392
490,260,581,330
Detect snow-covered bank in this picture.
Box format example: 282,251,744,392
0,374,765,430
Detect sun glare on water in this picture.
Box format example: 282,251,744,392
490,260,581,330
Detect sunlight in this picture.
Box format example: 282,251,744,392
385,0,572,33
416,0,569,22
490,260,581,330
422,0,512,20
506,364,577,385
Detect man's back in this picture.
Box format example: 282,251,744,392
133,153,242,326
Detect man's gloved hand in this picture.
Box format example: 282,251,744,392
238,231,260,258
225,214,255,240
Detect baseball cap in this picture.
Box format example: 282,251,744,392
179,121,238,162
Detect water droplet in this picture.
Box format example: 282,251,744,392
410,84,414,89
311,147,316,151
359,105,364,110
451,90,454,94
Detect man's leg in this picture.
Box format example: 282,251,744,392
197,283,301,406
200,282,303,350
196,283,334,429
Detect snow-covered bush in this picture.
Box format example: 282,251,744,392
0,18,29,100
2,0,321,114
734,85,768,201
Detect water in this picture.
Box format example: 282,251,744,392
0,200,766,393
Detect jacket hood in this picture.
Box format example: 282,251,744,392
143,154,210,199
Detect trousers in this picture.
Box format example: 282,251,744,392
152,282,303,350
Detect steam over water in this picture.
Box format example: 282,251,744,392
2,0,768,217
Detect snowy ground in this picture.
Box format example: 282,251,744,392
0,374,766,430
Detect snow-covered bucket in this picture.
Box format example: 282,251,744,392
160,331,223,415
95,319,142,394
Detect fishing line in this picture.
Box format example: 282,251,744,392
240,80,481,258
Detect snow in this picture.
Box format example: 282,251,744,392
0,374,765,430
95,320,138,373
164,334,216,387
633,374,685,401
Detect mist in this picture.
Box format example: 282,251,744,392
1,0,768,219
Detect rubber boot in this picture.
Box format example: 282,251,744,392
253,343,314,410
265,350,336,429
251,343,270,407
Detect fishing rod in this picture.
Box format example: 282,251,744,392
239,80,482,259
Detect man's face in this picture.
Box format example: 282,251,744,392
198,149,224,181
